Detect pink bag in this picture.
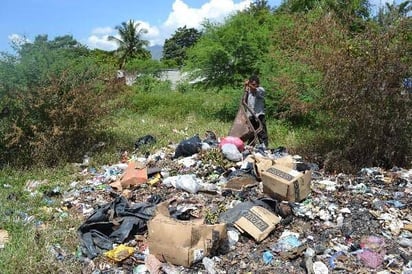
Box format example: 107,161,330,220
219,136,245,152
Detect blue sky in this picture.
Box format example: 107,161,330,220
0,0,393,54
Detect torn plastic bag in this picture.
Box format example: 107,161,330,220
89,229,113,250
79,229,114,258
80,231,98,259
203,130,218,146
78,195,159,259
109,216,146,243
173,134,202,158
135,134,156,149
221,143,243,162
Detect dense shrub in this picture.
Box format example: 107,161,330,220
0,36,124,167
264,10,411,171
319,19,412,170
0,67,123,167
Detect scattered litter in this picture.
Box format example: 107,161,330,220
30,131,409,273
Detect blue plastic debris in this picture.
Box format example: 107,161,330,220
263,250,274,265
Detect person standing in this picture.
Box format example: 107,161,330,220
244,75,269,147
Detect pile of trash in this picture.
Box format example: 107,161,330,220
59,133,411,273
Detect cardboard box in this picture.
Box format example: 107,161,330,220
147,200,227,267
234,206,281,242
261,164,311,202
244,154,274,180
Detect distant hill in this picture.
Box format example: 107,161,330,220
149,45,163,60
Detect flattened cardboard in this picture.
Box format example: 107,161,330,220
112,161,148,190
225,175,257,190
261,164,311,202
147,200,227,267
234,206,281,242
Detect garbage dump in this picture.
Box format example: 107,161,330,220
39,132,412,273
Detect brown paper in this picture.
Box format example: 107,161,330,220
121,161,147,186
110,161,148,191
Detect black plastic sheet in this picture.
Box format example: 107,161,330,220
78,195,159,259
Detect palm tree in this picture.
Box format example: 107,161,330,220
108,20,150,69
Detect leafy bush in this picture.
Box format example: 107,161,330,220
264,9,411,171
132,74,171,93
176,81,192,93
319,20,411,170
0,36,124,167
0,67,123,167
211,87,243,122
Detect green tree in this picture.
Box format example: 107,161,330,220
277,0,371,32
161,26,202,67
89,48,117,67
277,0,319,13
108,20,151,69
250,0,271,10
185,8,273,87
4,35,89,90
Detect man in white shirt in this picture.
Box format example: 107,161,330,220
244,75,269,147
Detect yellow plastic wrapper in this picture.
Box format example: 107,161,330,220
104,244,135,262
148,173,161,186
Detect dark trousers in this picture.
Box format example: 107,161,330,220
249,114,269,147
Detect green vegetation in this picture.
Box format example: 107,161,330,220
108,20,151,69
162,26,202,68
0,0,410,174
0,0,411,272
0,0,410,171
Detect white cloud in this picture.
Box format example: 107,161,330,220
8,34,30,46
164,0,250,28
86,0,251,50
85,26,116,50
159,0,251,44
135,21,161,46
87,34,117,51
